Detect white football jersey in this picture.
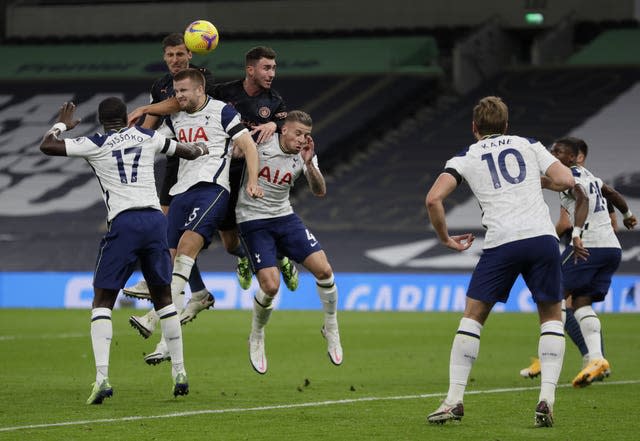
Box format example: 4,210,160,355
445,135,558,248
64,126,177,221
236,134,318,223
560,166,620,248
163,97,248,196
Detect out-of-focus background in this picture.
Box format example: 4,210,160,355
0,0,638,311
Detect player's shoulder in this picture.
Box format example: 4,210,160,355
191,64,215,81
131,125,156,137
267,87,284,101
216,79,243,90
151,73,173,91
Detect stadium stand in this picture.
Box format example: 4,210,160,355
1,24,639,272
293,66,640,234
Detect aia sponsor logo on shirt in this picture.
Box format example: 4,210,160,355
177,127,209,143
258,106,271,118
259,166,292,185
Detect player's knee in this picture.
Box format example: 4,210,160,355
260,278,280,297
313,266,333,282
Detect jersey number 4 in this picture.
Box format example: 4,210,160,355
112,147,142,184
481,148,526,189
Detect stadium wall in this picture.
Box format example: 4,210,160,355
1,272,638,313
5,0,638,37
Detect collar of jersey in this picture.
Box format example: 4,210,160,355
480,133,503,140
104,127,127,135
187,96,209,114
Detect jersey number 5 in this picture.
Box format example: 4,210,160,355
112,147,142,184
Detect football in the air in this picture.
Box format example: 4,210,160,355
184,20,219,54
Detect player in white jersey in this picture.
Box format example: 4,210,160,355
546,137,637,387
39,98,209,404
236,111,343,374
129,68,263,364
520,137,623,380
425,96,575,427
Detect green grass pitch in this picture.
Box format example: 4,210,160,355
0,309,639,440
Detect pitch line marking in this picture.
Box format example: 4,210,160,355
0,332,86,341
1,379,638,433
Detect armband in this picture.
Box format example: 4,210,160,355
51,122,67,133
623,210,634,220
571,227,583,239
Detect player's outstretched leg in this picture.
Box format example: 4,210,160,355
248,291,273,374
144,338,171,365
88,307,114,405
316,275,342,365
572,305,609,387
129,309,159,338
237,257,253,290
537,320,564,426
279,256,299,291
180,289,215,325
122,279,151,300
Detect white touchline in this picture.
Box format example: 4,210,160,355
1,380,638,433
0,332,86,341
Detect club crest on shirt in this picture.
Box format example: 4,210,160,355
258,106,271,118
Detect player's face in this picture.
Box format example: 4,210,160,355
247,58,276,90
164,44,192,76
550,143,575,167
174,78,204,112
280,121,312,153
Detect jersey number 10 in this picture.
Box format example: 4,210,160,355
481,148,526,189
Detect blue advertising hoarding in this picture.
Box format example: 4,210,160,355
1,272,638,313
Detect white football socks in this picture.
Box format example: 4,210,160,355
574,305,603,360
171,254,195,311
156,304,185,377
90,307,112,384
446,317,482,405
538,320,565,407
316,275,338,331
252,289,274,337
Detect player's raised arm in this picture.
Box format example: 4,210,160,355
234,131,264,198
602,183,637,229
128,97,181,127
544,161,575,191
301,135,326,197
40,102,81,156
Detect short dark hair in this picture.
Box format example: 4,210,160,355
554,136,587,158
98,97,127,124
173,68,206,88
162,33,186,51
245,46,276,66
285,110,312,127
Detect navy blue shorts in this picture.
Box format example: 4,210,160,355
467,235,563,304
561,246,621,301
166,182,229,249
94,208,172,290
238,213,322,272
